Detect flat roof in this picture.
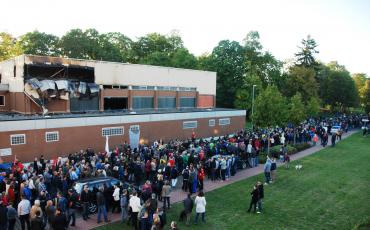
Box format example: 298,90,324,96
0,108,245,122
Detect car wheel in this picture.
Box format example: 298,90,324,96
88,203,97,214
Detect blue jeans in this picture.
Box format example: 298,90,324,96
121,206,128,222
195,212,205,224
97,205,108,222
257,199,263,211
255,156,259,166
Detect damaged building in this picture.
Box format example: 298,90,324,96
0,55,245,162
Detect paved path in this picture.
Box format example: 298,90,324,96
73,130,357,230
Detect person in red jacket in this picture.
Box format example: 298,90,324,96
197,166,205,191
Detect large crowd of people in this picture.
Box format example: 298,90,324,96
0,114,365,230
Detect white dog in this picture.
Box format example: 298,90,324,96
295,164,303,170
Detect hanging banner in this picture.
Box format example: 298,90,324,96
129,125,140,150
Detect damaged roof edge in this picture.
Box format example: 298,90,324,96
20,54,216,74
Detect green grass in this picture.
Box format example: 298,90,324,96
96,132,370,230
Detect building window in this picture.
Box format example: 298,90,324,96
45,131,59,142
183,121,197,129
219,118,231,126
132,97,154,109
209,119,215,127
158,97,176,109
0,95,4,106
179,87,196,91
102,127,124,136
180,97,196,108
10,134,26,145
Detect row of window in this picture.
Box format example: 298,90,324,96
10,132,59,145
9,118,231,145
103,85,197,92
133,97,196,109
183,118,231,129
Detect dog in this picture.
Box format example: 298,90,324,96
295,164,303,170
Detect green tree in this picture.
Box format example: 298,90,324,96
243,31,283,87
320,62,359,110
139,51,171,66
16,31,60,56
295,35,319,67
281,66,318,102
171,48,198,69
0,32,22,61
98,32,132,62
59,28,99,59
252,85,287,127
289,93,305,126
352,73,368,107
363,80,370,114
305,97,321,117
208,40,246,108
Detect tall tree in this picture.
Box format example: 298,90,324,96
288,93,305,144
59,28,98,59
208,40,246,108
0,32,22,61
171,48,198,69
320,62,359,110
252,85,287,127
98,32,133,62
305,97,321,117
295,35,319,67
352,73,368,107
363,80,370,114
281,66,318,102
16,31,60,56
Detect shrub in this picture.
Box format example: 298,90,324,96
293,143,311,151
270,145,297,156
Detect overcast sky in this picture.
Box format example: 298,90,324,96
1,0,369,75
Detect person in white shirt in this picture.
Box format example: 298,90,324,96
194,191,206,224
18,195,31,230
111,184,120,213
129,191,141,230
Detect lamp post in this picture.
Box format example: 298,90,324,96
251,84,257,131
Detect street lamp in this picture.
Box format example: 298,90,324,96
251,85,257,131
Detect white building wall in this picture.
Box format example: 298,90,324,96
0,55,25,92
94,62,216,95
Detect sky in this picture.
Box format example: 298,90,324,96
1,0,370,75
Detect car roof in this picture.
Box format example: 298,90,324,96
75,176,118,184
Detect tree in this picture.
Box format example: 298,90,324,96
305,97,321,117
171,48,198,69
288,93,305,144
352,73,368,107
98,32,132,62
363,80,370,114
252,85,287,127
16,31,60,56
320,62,359,110
295,35,319,67
139,51,171,67
59,28,99,59
0,32,22,61
208,40,246,108
243,31,283,87
281,66,318,102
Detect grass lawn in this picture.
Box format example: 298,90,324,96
96,132,370,230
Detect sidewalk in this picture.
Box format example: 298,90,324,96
74,130,357,230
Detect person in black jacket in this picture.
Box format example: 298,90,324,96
247,185,259,213
96,186,108,223
183,193,193,226
80,185,90,220
30,210,44,230
67,189,77,227
0,201,8,230
52,208,67,230
256,181,264,214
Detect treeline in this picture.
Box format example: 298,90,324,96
0,29,369,126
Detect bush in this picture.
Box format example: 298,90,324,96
270,145,298,156
293,143,311,151
259,152,267,164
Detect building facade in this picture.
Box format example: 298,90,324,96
0,55,245,162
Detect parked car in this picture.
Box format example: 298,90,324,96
73,176,128,213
